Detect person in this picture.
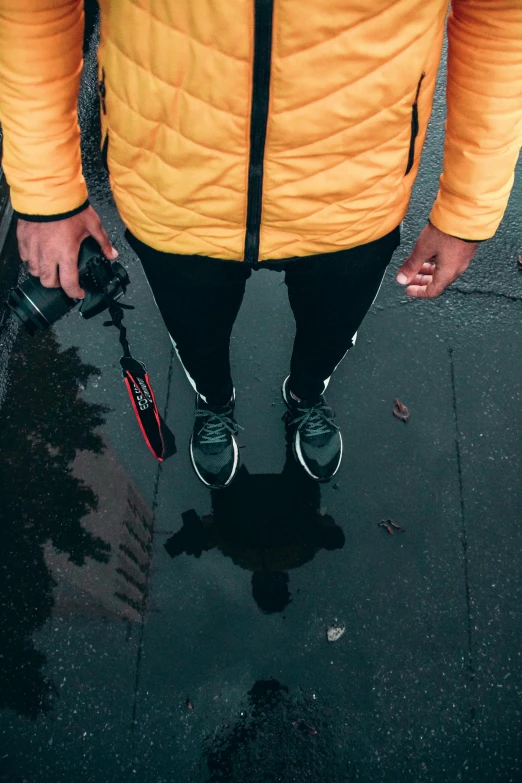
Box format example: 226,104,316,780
0,1,520,490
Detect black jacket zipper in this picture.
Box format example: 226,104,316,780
405,71,425,176
243,0,274,265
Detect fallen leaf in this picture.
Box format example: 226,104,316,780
518,255,522,271
186,698,194,710
393,398,410,422
327,625,346,643
292,720,317,735
378,518,405,534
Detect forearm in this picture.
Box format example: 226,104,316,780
429,0,522,240
0,0,87,216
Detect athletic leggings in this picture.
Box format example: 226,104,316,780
125,226,400,406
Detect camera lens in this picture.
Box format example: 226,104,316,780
7,275,75,335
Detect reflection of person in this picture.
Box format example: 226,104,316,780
204,679,293,780
1,3,521,489
164,432,345,613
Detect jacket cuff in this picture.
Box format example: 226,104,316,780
13,199,90,223
427,219,483,244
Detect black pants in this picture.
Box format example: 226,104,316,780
126,226,400,406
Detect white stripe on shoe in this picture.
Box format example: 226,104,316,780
141,269,211,403
294,428,343,480
189,432,239,488
282,375,342,480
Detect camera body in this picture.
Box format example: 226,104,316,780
8,237,129,335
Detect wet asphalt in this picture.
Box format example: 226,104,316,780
1,9,522,783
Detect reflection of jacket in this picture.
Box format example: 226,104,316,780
1,2,521,258
164,439,346,614
165,466,345,575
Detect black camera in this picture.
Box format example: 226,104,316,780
8,236,129,335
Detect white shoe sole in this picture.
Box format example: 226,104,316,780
282,375,342,482
189,434,240,489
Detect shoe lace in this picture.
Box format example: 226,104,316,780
196,408,242,445
292,403,338,438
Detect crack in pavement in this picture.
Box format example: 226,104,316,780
449,346,477,726
130,345,175,751
450,286,522,303
375,285,522,312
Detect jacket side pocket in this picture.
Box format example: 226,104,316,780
101,131,109,171
405,72,425,176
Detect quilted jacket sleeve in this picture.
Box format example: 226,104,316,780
429,0,522,241
0,0,87,217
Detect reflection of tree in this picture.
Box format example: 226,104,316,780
165,430,345,613
0,327,111,718
204,680,289,782
203,679,335,783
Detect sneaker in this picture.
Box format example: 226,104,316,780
281,376,342,481
190,392,241,489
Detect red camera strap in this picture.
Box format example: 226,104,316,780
105,303,176,461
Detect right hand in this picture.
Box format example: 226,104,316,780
17,205,118,299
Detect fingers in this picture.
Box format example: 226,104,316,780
30,252,84,299
19,229,85,298
17,225,39,276
406,263,461,299
19,245,45,280
87,213,118,259
58,258,85,299
397,222,477,299
39,249,83,296
410,261,435,286
38,262,60,289
16,208,116,302
411,273,433,287
405,284,434,299
396,226,437,285
21,249,85,298
26,257,40,277
397,252,437,285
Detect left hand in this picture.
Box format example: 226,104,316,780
396,222,479,299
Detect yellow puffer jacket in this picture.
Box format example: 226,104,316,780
0,1,521,263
